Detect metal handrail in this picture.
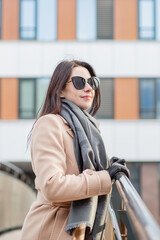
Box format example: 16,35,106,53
0,226,22,236
115,175,160,240
0,162,23,174
0,162,34,188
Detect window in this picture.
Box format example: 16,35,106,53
138,0,155,40
37,0,57,41
96,78,114,118
140,79,155,118
97,0,113,39
77,0,96,40
36,78,50,115
76,0,113,40
19,79,36,118
140,78,160,118
156,0,160,40
157,79,160,118
0,0,2,39
20,0,37,40
19,78,49,119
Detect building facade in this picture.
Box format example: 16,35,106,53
0,0,159,224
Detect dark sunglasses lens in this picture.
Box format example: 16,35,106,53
88,77,100,90
72,76,85,89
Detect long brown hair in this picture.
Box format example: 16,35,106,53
39,60,101,117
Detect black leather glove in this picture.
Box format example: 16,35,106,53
110,156,126,166
107,162,130,180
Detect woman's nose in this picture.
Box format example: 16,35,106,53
84,82,92,91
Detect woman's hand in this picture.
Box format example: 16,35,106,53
110,156,126,166
107,156,130,180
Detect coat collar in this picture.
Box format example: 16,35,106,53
57,114,74,138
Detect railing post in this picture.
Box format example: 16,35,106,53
118,201,127,240
115,175,160,240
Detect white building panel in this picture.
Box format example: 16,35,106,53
137,42,160,77
0,120,160,163
99,120,160,162
138,120,160,160
114,42,137,76
0,41,160,78
18,43,42,76
0,120,34,162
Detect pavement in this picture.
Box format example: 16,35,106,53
0,230,21,240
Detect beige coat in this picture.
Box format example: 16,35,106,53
21,114,112,240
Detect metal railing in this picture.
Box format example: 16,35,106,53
0,162,36,236
0,161,34,188
109,175,160,240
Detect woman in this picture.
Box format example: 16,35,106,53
21,60,129,240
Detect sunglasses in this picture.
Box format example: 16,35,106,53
68,76,100,90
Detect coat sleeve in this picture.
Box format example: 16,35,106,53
31,114,112,202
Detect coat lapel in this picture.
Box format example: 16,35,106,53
58,114,73,138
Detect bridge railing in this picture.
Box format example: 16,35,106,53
0,161,36,235
0,161,34,188
109,174,160,240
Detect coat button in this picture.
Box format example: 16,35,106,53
85,169,94,175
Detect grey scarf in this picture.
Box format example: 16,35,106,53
60,99,110,240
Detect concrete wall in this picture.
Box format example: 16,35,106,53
0,171,36,231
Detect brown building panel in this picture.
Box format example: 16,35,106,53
1,78,18,119
114,0,138,39
114,78,139,119
141,163,159,224
57,0,76,40
2,0,19,40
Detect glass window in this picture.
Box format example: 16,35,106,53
19,79,36,119
37,0,57,41
77,0,96,40
97,0,113,39
96,78,113,118
19,78,49,119
0,0,2,39
140,79,155,118
156,0,160,40
20,0,37,40
157,79,160,118
139,0,155,40
140,78,160,119
36,78,49,115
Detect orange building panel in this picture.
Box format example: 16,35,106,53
2,0,19,40
0,78,18,119
114,78,139,119
57,0,76,40
114,0,138,40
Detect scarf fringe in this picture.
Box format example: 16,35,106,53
65,221,92,234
